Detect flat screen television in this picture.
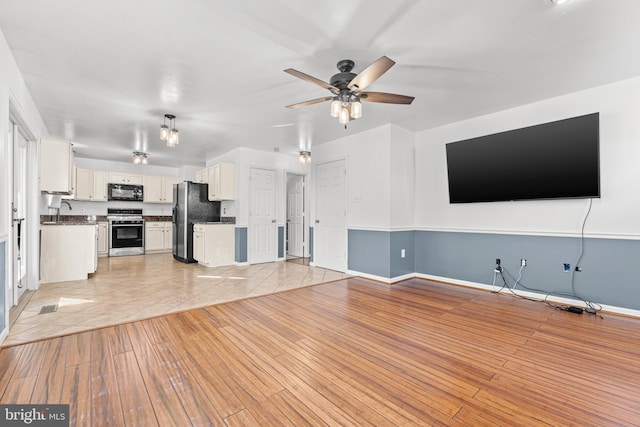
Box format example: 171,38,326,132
445,112,600,203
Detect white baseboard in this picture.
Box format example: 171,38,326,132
415,273,640,319
347,270,416,284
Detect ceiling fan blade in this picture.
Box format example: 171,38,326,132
284,68,339,93
360,92,415,104
286,96,334,109
347,56,395,92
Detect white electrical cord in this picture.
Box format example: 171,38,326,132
513,265,524,290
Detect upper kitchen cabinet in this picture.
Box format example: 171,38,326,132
74,167,92,200
208,162,235,201
40,139,74,194
194,167,209,184
93,171,108,201
143,175,180,203
108,172,143,185
74,168,107,201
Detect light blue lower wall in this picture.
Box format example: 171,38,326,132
278,226,284,258
0,241,5,332
349,230,391,277
347,229,640,311
235,227,247,263
348,230,415,279
415,230,640,311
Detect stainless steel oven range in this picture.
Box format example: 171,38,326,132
107,208,145,256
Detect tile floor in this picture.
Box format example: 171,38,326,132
3,253,350,346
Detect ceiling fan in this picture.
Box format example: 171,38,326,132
284,56,415,125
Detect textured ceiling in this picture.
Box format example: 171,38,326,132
2,0,640,167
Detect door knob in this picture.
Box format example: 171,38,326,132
315,220,320,224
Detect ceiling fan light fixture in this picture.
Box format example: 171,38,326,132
350,100,362,119
284,56,414,127
338,107,350,125
330,99,341,117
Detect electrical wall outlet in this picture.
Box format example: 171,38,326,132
520,259,527,267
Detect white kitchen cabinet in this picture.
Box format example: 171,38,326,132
193,228,205,263
75,168,108,201
75,167,93,200
163,176,180,204
93,171,108,201
40,139,75,194
108,172,143,184
143,176,163,203
143,176,180,204
97,222,108,256
40,224,98,283
192,223,235,267
208,162,235,201
163,222,173,249
145,221,172,252
194,168,209,184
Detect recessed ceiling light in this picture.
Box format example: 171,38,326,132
551,0,570,4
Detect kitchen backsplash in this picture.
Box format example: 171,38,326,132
39,194,173,217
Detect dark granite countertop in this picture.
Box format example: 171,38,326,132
143,216,173,222
194,217,236,225
40,215,107,225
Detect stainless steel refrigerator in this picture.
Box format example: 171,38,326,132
172,181,221,263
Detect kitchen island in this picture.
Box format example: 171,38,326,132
192,222,235,267
40,223,98,283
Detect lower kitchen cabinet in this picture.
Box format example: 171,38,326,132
41,224,98,283
145,222,172,253
193,223,235,267
97,222,108,256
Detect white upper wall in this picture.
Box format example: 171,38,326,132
0,28,47,238
313,125,393,230
390,125,415,230
414,75,640,238
209,147,311,226
312,124,416,230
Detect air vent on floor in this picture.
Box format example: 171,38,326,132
39,304,58,314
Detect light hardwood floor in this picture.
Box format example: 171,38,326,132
1,276,639,425
4,253,348,346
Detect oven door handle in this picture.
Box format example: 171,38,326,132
110,223,144,227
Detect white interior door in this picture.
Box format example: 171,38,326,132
315,159,346,272
249,167,276,264
11,122,28,305
286,173,304,258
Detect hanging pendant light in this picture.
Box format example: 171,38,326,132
160,114,178,147
160,116,169,140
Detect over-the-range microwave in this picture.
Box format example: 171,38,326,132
107,183,143,201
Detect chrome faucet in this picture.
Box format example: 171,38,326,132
56,200,73,222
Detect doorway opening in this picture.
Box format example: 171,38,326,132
286,172,308,265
